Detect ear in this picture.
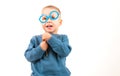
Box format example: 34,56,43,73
59,19,62,24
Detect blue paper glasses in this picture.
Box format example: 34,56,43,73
39,10,59,24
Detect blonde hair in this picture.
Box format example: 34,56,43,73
42,5,61,14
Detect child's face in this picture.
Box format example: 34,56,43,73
40,8,62,34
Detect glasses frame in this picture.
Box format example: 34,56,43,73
39,10,59,24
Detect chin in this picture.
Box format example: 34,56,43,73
46,31,54,33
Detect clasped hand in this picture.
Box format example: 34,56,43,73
42,32,51,41
40,32,51,51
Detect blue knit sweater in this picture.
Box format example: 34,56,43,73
24,34,72,76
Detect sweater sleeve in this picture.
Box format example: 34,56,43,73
24,36,45,62
47,35,72,57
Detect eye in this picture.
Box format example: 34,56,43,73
49,11,59,20
39,15,48,23
51,15,56,19
42,16,47,20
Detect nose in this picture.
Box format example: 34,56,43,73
47,18,52,23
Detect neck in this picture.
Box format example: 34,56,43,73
50,31,57,34
49,29,58,34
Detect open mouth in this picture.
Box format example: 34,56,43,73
46,25,53,28
45,23,53,28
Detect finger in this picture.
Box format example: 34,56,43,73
42,38,46,41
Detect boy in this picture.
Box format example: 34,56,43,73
24,5,72,76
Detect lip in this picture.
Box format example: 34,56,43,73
44,23,53,30
45,23,53,27
46,25,53,28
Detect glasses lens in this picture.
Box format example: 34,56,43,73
39,15,48,23
49,11,59,20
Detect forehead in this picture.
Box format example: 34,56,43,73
42,8,59,15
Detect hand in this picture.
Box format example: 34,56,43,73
42,32,51,41
40,41,48,51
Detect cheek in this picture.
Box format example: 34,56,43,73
42,23,45,26
55,22,61,27
42,25,46,29
54,21,60,25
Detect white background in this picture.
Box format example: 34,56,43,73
0,0,120,76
